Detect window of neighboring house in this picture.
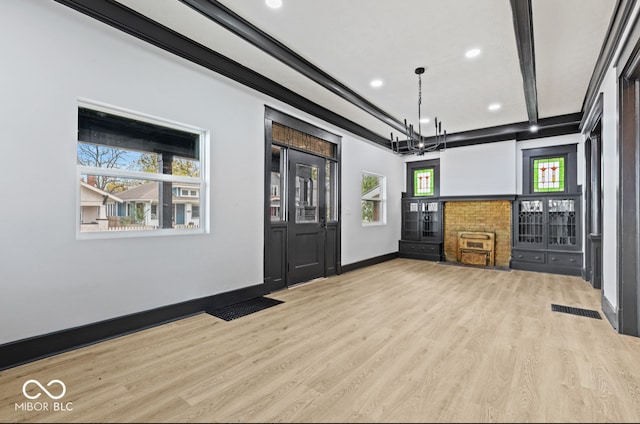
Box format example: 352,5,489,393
77,100,207,237
192,205,200,219
361,172,386,225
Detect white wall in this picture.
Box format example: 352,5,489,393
596,66,619,309
440,140,517,196
0,0,402,345
341,139,404,265
403,135,583,197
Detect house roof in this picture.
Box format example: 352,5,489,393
362,186,382,201
116,182,200,202
116,182,160,201
80,181,123,203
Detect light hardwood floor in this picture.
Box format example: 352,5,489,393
2,258,640,423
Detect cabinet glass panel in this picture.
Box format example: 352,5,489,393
421,202,439,238
402,201,420,240
295,163,318,223
548,199,576,246
518,200,543,244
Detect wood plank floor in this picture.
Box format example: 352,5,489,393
2,258,640,423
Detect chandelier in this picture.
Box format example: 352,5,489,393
391,67,447,155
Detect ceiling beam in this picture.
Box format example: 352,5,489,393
179,0,406,134
415,112,581,151
53,0,392,148
54,0,581,152
510,0,539,124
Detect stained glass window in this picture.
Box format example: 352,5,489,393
414,168,434,197
533,157,565,192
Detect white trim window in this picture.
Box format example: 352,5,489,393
361,171,386,225
76,99,208,238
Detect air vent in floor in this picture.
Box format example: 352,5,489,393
551,304,602,320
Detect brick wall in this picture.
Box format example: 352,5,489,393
443,200,512,267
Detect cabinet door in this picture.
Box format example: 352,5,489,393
513,198,546,249
547,198,580,250
420,200,441,242
402,199,420,241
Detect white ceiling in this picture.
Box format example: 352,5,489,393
115,0,616,141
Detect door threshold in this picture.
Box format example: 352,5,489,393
288,277,328,289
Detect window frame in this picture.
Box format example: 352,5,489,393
406,159,440,198
76,98,209,240
361,171,387,226
522,144,578,195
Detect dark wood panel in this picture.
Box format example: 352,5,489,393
511,249,546,264
265,226,287,292
326,225,337,276
399,241,443,261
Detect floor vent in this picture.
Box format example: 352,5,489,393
206,297,284,321
551,304,602,320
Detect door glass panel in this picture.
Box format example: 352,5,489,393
270,146,283,222
325,160,338,222
295,163,318,223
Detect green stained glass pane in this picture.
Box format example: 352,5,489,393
533,157,565,192
414,168,434,196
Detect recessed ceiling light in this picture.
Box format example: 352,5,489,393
488,103,501,111
266,0,282,9
465,48,481,59
419,118,430,124
370,79,383,88
530,125,539,132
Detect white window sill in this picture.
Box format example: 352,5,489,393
362,222,386,227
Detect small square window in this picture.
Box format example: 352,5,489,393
533,157,565,192
413,168,434,196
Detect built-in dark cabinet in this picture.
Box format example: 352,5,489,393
399,197,444,261
511,195,582,275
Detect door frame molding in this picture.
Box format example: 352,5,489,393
263,106,342,291
583,93,603,287
615,23,640,336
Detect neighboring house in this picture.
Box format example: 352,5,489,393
115,182,200,228
79,181,123,232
